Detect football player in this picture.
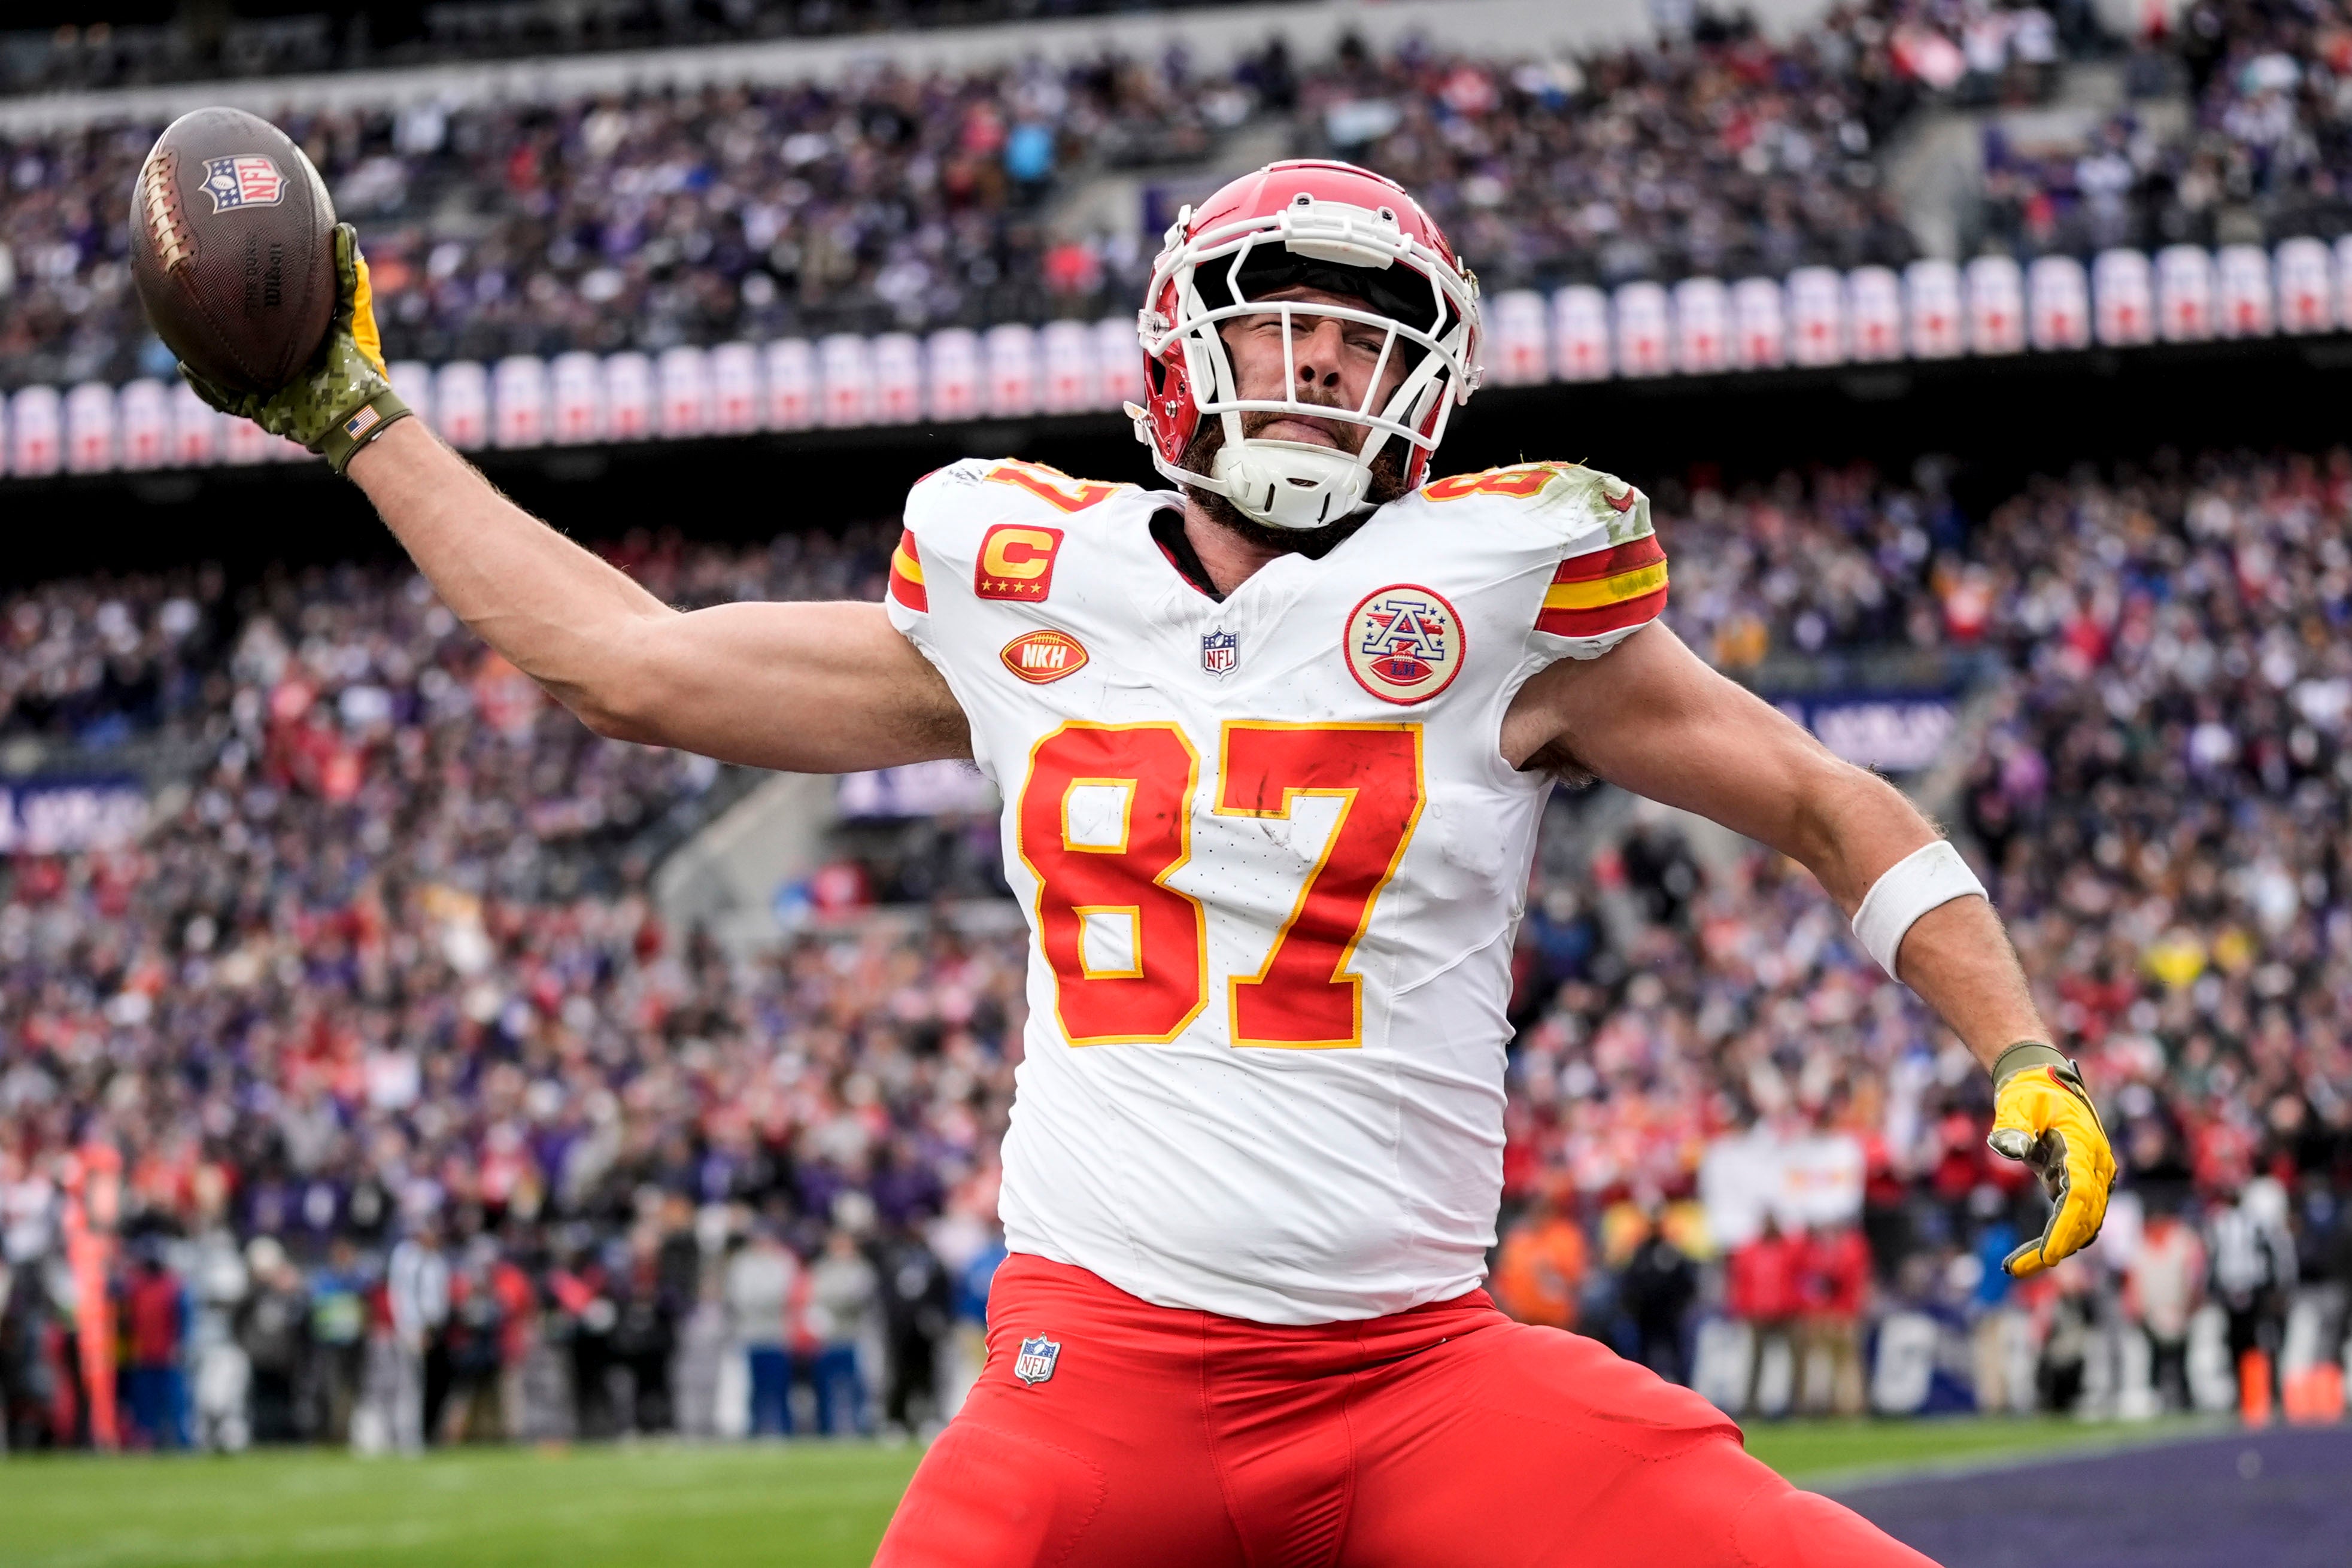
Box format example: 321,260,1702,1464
198,163,2113,1566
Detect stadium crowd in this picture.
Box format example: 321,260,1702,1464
0,2,2124,391
1,443,2349,1450
1978,0,2352,260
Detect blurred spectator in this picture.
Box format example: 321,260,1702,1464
2210,1176,2297,1414
1728,1217,1802,1417
384,1218,450,1454
873,1223,952,1436
805,1227,879,1436
1491,1186,1590,1332
2128,1205,2205,1412
1799,1220,1870,1416
727,1221,797,1437
236,1236,310,1444
122,1244,189,1448
1616,1209,1698,1384
305,1239,369,1444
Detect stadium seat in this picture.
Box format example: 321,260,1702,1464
387,361,435,431
221,404,277,465
603,351,655,440
2274,238,2335,334
2215,244,2275,338
1902,259,1965,359
1550,285,1613,381
657,346,712,439
2092,249,2156,345
117,378,169,471
1486,289,1552,386
1732,276,1787,370
705,342,758,434
1846,266,1903,363
984,323,1041,417
168,378,221,467
820,333,876,429
1965,256,2026,355
549,351,605,445
2027,256,2091,351
925,329,984,423
763,339,818,431
64,382,117,475
492,355,550,449
1786,266,1847,366
871,333,924,424
10,385,59,476
1094,316,1144,411
1038,320,1095,414
434,361,492,449
2156,245,2216,341
1612,282,1672,378
1670,278,1731,375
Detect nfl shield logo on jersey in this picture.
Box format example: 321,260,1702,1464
1200,629,1239,676
1013,1334,1061,1386
198,154,287,212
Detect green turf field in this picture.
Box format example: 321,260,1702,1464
0,1418,2193,1568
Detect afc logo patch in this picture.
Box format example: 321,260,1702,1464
976,523,1065,601
1346,585,1465,705
1014,1334,1061,1386
198,154,287,212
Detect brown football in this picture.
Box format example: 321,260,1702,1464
128,107,338,396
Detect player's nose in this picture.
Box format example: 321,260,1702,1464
1294,320,1345,391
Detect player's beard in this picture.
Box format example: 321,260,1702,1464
1179,409,1412,560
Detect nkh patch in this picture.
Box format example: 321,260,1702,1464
198,154,287,212
1200,628,1238,676
1013,1334,1061,1386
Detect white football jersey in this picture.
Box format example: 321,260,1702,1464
886,456,1668,1323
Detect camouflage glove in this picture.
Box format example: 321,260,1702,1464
180,223,411,474
1986,1041,2117,1278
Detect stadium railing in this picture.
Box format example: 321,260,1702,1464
6,237,2347,479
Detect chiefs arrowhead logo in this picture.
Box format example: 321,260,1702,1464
1000,629,1089,685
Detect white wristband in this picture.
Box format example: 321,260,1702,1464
1852,840,1986,980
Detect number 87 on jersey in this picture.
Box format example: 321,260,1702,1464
1016,718,1427,1053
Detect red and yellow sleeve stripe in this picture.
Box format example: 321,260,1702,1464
1534,534,1667,638
888,528,928,612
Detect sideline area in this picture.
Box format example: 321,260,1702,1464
0,1418,2213,1568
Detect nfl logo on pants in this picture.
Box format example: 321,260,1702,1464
1200,630,1238,676
1014,1334,1061,1386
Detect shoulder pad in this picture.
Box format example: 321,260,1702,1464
1419,461,1650,546
905,457,1137,538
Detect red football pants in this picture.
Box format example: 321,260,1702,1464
874,1255,1936,1567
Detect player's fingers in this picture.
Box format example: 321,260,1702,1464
2001,1233,2053,1279
350,251,389,379
177,362,246,416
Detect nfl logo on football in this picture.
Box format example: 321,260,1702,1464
198,154,287,212
1014,1334,1061,1387
1200,629,1239,676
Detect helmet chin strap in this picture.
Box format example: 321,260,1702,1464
1206,437,1376,531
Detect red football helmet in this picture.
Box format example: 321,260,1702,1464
1133,160,1482,530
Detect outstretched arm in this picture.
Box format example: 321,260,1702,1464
1503,621,2037,1060
1505,623,2113,1275
347,419,969,773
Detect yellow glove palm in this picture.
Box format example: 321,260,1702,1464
1986,1044,2116,1278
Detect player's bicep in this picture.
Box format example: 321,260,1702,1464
615,599,970,773
1506,622,1838,850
